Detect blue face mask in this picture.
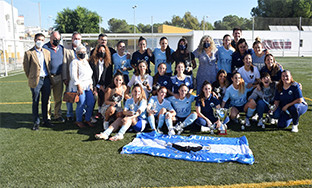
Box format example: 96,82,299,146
178,45,187,50
203,42,210,49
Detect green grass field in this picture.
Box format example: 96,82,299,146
0,57,311,187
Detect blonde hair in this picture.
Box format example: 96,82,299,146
197,35,216,54
233,72,245,94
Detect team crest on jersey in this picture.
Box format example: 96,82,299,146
288,90,292,95
144,56,149,61
163,81,168,85
249,75,254,79
280,92,283,95
210,102,215,107
185,82,190,86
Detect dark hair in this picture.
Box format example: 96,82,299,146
176,38,188,51
138,36,146,44
108,70,125,89
153,63,167,84
253,37,262,48
265,54,280,77
117,40,125,47
89,44,111,67
233,27,242,34
157,86,167,94
277,70,295,92
259,72,271,90
223,34,231,40
35,33,45,40
236,38,248,52
72,31,81,38
135,60,148,76
98,33,107,39
160,37,172,63
216,69,229,87
178,83,188,91
198,80,212,107
243,53,254,72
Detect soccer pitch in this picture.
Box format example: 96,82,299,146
0,57,311,187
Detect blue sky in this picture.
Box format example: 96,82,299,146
6,0,258,30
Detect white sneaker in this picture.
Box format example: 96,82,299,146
103,121,109,130
257,118,264,127
174,122,184,135
245,118,251,127
262,124,265,129
252,114,259,121
95,132,109,140
201,126,210,132
91,116,97,123
109,133,124,141
168,128,175,136
241,125,245,130
291,124,299,133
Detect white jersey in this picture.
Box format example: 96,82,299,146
238,66,260,84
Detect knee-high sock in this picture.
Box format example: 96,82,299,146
165,118,173,130
247,108,256,118
118,125,129,135
182,113,197,128
103,127,113,137
148,115,156,130
158,114,165,129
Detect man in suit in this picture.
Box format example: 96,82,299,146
23,33,53,130
62,31,81,121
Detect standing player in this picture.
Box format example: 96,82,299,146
153,37,174,75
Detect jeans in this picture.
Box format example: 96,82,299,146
272,103,308,128
76,89,94,122
256,99,269,118
31,76,51,124
66,102,74,118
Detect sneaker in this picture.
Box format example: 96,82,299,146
32,123,39,131
55,116,65,123
90,116,97,123
257,118,264,127
109,133,124,141
201,126,210,133
241,125,245,130
245,118,251,127
168,128,176,136
95,132,109,140
251,114,259,121
42,121,55,128
103,121,109,130
156,129,163,134
291,124,298,133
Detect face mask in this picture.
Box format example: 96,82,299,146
35,41,44,48
203,42,210,49
178,45,186,50
77,53,86,60
97,51,106,58
53,39,60,46
73,40,81,47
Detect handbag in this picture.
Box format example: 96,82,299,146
63,92,79,103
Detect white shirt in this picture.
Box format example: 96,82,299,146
127,74,153,98
35,47,48,77
98,59,104,81
238,66,260,84
69,58,93,92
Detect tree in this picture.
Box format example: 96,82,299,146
55,6,101,33
214,15,252,30
165,12,211,30
108,18,132,33
251,0,312,18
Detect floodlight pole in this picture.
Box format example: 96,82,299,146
133,5,137,52
298,17,301,57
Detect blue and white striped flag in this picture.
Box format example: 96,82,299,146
121,131,254,164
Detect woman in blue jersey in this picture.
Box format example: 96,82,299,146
95,84,147,140
195,81,222,132
100,72,129,131
260,54,283,82
231,38,252,73
167,84,197,135
172,38,196,76
147,86,176,135
153,37,174,75
193,35,218,93
112,41,132,84
251,37,269,71
222,72,253,130
244,72,276,128
127,60,153,98
271,70,307,132
152,63,174,96
212,69,230,103
171,62,194,94
131,36,153,74
217,34,235,78
237,53,260,87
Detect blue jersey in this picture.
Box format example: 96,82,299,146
112,53,131,75
148,96,174,116
154,75,173,91
274,82,303,108
223,84,253,107
124,98,147,119
153,48,174,74
260,65,283,82
251,50,267,71
168,95,196,118
171,75,193,94
217,46,235,73
195,95,220,122
131,50,152,74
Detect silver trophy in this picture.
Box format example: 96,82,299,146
120,60,126,70
142,74,149,86
212,107,231,135
152,83,161,91
263,98,277,124
185,60,192,72
151,102,158,114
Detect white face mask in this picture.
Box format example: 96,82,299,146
73,40,81,47
35,41,44,48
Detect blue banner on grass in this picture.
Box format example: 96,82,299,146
121,132,255,164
